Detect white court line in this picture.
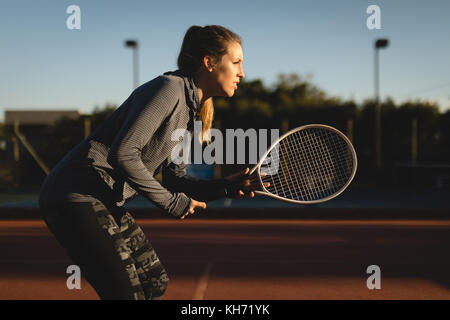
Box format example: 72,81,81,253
192,262,213,300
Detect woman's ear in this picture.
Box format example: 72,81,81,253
202,56,214,72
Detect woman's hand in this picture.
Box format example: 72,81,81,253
180,199,206,219
224,167,270,199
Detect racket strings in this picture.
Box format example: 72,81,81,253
304,130,350,199
260,127,355,202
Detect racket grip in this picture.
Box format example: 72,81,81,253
223,180,241,198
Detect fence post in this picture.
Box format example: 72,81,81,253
281,119,289,134
346,119,354,143
12,135,20,188
84,117,91,138
411,119,417,165
13,120,50,175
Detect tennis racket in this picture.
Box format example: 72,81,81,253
250,124,357,204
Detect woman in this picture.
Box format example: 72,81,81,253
38,25,261,300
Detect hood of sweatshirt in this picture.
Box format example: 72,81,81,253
163,70,201,114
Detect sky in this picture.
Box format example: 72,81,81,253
1,0,449,121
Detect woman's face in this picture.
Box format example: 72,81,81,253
209,41,245,97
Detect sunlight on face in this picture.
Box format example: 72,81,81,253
212,41,245,97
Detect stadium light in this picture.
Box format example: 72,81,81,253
125,39,139,89
374,38,389,169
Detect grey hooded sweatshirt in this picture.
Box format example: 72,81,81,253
38,70,228,218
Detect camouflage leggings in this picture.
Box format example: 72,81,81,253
40,201,169,300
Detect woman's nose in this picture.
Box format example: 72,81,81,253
239,67,245,79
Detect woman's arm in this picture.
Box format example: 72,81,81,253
161,162,228,202
107,77,190,218
162,162,265,202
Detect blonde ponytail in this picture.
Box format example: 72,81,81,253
197,97,214,143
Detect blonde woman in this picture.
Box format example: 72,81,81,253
39,25,261,300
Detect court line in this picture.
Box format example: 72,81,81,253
192,261,213,300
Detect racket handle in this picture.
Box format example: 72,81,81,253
253,190,266,196
249,164,258,175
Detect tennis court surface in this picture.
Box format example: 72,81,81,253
1,215,450,300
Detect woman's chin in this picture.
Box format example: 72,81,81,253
215,88,235,98
226,89,236,97
216,92,234,98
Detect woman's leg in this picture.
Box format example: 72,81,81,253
115,211,169,300
41,201,147,300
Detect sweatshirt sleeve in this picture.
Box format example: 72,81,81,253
161,162,229,202
107,77,191,218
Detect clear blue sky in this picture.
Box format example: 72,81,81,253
1,0,449,121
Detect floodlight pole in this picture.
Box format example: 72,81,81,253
125,40,139,89
374,39,389,169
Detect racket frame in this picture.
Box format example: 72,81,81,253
249,124,357,204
